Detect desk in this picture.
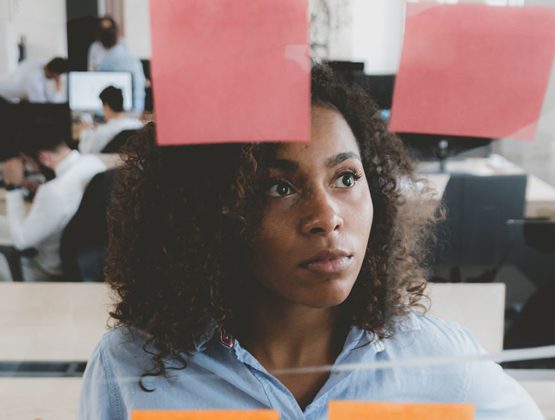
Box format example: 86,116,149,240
1,376,553,420
507,370,555,420
0,283,111,361
418,155,555,219
0,283,506,358
0,377,81,420
427,283,505,354
0,283,553,419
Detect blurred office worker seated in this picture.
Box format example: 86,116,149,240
0,57,68,104
0,119,106,281
78,86,143,154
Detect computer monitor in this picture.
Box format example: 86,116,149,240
399,133,492,163
356,74,396,111
68,71,133,112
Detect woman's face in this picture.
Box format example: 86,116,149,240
250,105,373,308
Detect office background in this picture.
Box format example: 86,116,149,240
1,0,555,417
2,0,554,185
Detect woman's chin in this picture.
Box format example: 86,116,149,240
296,285,353,309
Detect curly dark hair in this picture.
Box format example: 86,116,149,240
106,64,438,386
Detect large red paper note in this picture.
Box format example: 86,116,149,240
149,0,310,146
328,401,474,420
132,410,279,420
389,4,555,140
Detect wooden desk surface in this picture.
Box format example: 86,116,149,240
525,175,555,219
0,375,553,420
507,370,555,420
427,283,505,354
0,283,505,359
0,377,82,420
0,283,553,419
417,154,525,176
0,283,111,361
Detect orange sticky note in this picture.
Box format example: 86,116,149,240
328,401,474,420
149,0,310,146
389,4,555,140
132,409,279,420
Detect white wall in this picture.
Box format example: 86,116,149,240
310,0,353,61
0,0,16,72
0,0,67,73
123,0,150,59
351,0,405,74
117,0,402,72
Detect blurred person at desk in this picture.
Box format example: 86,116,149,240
0,57,68,103
78,86,143,154
0,119,106,281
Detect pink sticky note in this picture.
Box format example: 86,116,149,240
389,4,555,140
150,0,310,146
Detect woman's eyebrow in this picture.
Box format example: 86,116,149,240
325,152,361,168
264,159,299,172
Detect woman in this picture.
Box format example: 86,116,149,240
78,66,541,419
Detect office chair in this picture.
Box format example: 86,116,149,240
502,219,555,367
60,169,117,281
0,246,42,282
141,59,154,112
0,245,24,281
0,97,21,162
431,174,528,283
101,129,139,154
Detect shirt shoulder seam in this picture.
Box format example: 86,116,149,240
98,340,126,418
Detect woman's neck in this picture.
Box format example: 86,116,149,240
239,292,347,371
237,291,349,411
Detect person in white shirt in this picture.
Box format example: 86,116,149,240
0,57,68,103
79,85,143,154
0,119,106,281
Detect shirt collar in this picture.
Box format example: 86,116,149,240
55,150,80,177
212,325,383,364
196,312,424,356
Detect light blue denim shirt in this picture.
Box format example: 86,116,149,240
78,314,542,420
98,44,146,114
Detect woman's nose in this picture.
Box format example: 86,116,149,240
300,189,344,236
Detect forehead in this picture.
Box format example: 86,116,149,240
274,105,359,164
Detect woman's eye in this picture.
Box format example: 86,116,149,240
334,172,360,188
266,181,294,197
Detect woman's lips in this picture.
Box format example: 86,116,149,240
299,250,354,274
